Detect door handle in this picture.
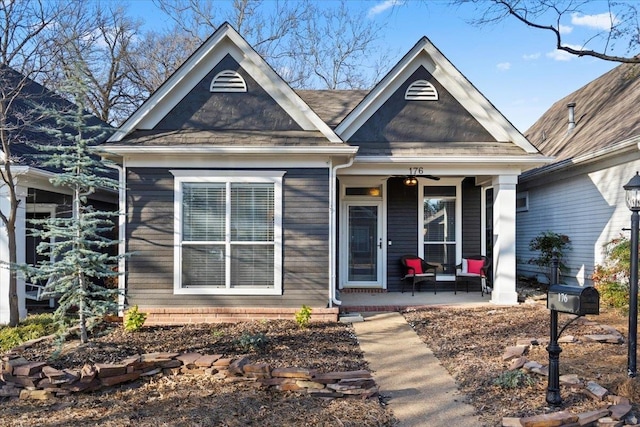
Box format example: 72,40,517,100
378,239,383,249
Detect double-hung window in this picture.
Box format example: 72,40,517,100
171,171,284,295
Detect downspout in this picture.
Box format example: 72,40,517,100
105,161,126,317
329,155,355,308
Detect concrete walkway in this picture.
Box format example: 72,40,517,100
352,312,481,427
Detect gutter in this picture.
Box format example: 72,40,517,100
520,134,640,182
101,145,359,155
328,155,356,308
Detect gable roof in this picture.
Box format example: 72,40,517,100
525,63,640,167
296,90,368,128
334,37,539,154
108,23,342,144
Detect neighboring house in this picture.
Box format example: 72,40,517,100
518,62,640,287
101,23,550,324
0,67,116,324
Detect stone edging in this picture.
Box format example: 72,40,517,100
501,316,637,426
1,352,378,401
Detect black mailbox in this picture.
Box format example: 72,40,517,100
547,285,599,316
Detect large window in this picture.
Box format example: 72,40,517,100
172,171,284,295
423,186,457,274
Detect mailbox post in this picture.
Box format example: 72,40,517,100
546,258,562,405
546,258,600,405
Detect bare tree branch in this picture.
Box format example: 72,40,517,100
458,0,640,63
0,0,68,326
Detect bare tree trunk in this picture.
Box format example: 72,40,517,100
0,98,20,327
7,219,18,327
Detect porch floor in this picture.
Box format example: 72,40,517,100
338,289,491,313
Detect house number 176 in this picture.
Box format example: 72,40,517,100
409,167,423,175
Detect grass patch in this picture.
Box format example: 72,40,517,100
0,314,59,352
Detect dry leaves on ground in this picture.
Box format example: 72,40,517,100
404,301,639,426
1,320,396,427
3,300,638,426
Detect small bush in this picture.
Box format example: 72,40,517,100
0,313,58,351
593,235,635,311
528,231,571,282
236,332,268,351
123,305,147,333
493,370,535,389
295,305,312,328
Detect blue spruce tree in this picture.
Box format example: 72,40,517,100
27,65,121,343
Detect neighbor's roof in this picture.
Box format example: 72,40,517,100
0,66,112,173
525,63,640,164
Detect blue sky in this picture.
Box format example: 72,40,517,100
127,0,623,133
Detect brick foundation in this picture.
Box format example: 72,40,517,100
142,307,339,325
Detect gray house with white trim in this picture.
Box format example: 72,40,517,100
102,23,550,324
518,62,640,287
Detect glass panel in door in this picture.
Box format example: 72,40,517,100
424,186,456,274
348,205,379,282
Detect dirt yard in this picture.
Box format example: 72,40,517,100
1,299,638,426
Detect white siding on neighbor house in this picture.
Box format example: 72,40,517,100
517,156,640,287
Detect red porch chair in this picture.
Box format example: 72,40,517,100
455,255,491,296
400,255,439,296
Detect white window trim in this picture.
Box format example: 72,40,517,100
171,170,284,295
516,191,529,212
418,178,462,281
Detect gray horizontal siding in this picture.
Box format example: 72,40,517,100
516,157,640,286
461,177,481,256
125,167,329,309
386,177,419,292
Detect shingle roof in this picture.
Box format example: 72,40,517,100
110,129,338,146
350,141,532,157
296,90,368,128
0,66,111,173
525,63,640,163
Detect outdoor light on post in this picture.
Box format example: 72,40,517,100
624,171,640,378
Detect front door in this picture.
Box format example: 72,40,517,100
341,201,384,288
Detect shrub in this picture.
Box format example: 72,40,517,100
493,370,535,389
236,332,268,352
593,235,634,311
0,313,58,351
295,305,312,328
528,231,571,282
123,305,147,333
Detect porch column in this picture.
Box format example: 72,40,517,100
0,184,27,324
490,174,518,305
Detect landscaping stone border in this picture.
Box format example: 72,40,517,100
1,352,378,401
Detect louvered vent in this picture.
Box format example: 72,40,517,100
210,70,247,92
405,80,438,101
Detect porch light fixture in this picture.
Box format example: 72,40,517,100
403,176,418,187
624,171,640,377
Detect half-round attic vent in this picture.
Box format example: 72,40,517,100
405,80,438,101
210,70,247,92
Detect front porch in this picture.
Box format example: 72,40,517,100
338,288,494,314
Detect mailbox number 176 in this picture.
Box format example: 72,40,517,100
557,293,568,303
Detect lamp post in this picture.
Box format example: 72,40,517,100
624,172,640,377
